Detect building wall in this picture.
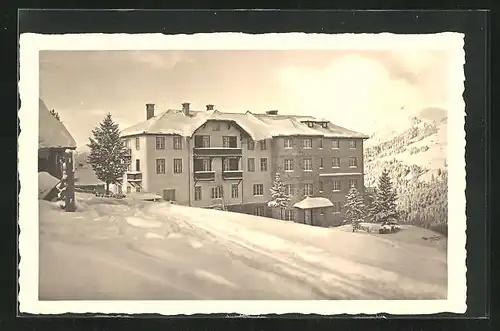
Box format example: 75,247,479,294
145,135,191,205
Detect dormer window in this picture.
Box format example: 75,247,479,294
321,122,328,128
307,121,314,128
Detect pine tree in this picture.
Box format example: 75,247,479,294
87,113,130,194
344,186,366,232
267,172,291,220
370,168,398,223
50,109,61,122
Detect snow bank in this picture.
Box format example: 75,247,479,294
38,171,60,199
39,193,447,301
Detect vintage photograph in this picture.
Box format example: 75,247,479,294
19,32,466,315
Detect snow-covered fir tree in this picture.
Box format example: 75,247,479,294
267,172,291,220
369,168,398,223
344,186,366,232
87,113,130,194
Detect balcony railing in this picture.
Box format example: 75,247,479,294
124,148,132,157
194,171,216,181
193,147,242,157
127,172,142,181
222,170,243,180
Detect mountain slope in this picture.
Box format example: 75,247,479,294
363,107,448,228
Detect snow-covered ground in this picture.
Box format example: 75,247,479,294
39,193,447,301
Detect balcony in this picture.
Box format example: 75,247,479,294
222,170,243,180
193,147,242,157
124,148,132,157
194,171,215,181
126,171,142,182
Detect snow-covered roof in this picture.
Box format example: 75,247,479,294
120,108,368,140
74,167,105,186
293,196,334,209
39,99,77,149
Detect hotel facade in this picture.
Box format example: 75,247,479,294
119,103,368,226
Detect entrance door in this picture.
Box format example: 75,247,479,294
304,209,312,225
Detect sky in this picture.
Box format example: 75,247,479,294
39,49,453,147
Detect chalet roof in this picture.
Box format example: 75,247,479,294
120,107,369,140
74,166,105,186
293,196,334,209
39,99,77,149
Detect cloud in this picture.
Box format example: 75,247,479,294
126,51,194,69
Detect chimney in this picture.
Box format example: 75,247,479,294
182,102,190,116
266,110,279,115
146,103,155,120
206,104,214,111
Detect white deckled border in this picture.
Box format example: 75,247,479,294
18,32,466,316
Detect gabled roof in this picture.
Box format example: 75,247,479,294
120,107,369,140
293,197,334,209
39,99,77,149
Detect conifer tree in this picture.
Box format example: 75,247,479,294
344,186,366,232
87,113,129,194
267,172,291,219
370,168,398,223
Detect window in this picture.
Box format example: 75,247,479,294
332,202,342,213
126,186,131,193
248,140,255,150
320,208,325,215
332,180,341,191
124,139,130,148
135,159,140,171
163,189,176,201
253,184,264,196
223,136,237,148
349,140,357,149
202,159,211,171
254,206,265,216
332,140,339,149
284,159,294,172
213,123,220,131
260,158,268,171
173,136,182,150
301,138,312,149
321,122,328,129
284,184,294,196
319,181,324,192
194,186,202,201
319,138,323,148
136,186,141,192
174,158,183,173
284,210,295,221
319,157,324,169
304,183,313,196
156,136,165,149
259,140,267,150
247,158,255,172
224,158,239,171
303,158,312,171
211,186,223,199
231,183,239,198
349,157,358,168
332,157,340,168
349,179,358,189
284,138,293,149
156,158,165,174
127,163,131,171
307,121,314,128
135,137,140,150
194,135,210,148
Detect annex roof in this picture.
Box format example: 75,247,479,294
293,196,334,209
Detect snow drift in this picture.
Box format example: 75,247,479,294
39,193,447,301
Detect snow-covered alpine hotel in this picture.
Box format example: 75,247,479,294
119,103,368,226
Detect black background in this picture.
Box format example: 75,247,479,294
2,6,494,331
